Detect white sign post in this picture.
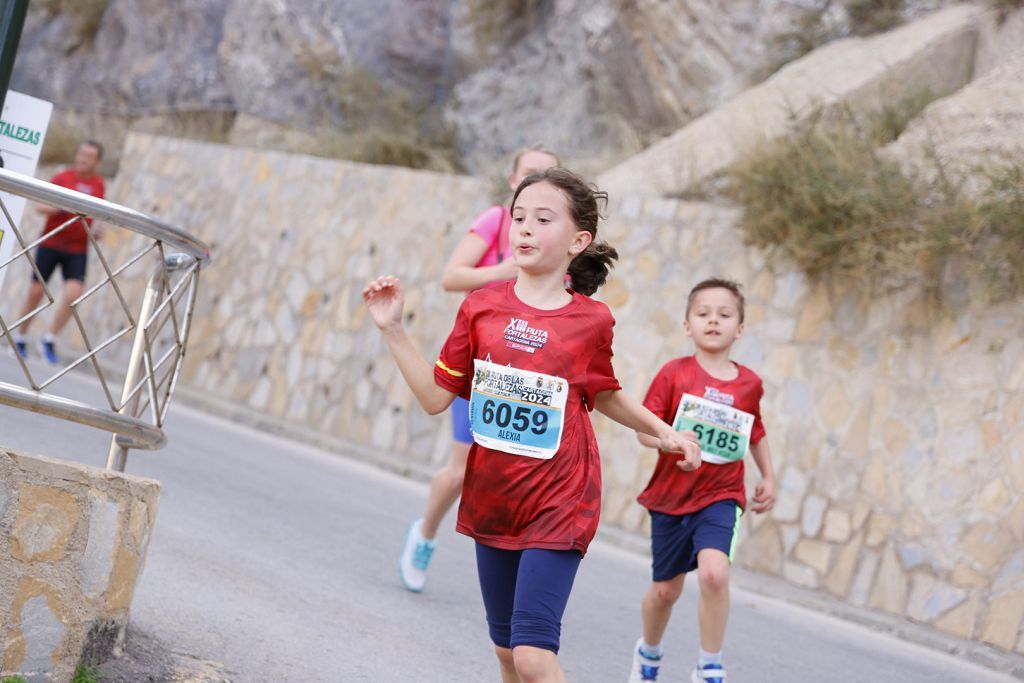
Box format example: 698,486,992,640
0,90,52,291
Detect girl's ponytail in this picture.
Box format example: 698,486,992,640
568,240,618,296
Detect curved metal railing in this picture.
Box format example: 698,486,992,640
0,166,210,469
0,169,209,258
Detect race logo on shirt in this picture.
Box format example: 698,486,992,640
503,317,549,354
704,386,735,406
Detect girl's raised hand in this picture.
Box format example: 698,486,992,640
362,276,405,330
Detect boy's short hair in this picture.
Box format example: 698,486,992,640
686,278,745,323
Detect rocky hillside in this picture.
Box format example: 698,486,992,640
12,0,964,175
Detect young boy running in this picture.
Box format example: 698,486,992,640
629,278,777,683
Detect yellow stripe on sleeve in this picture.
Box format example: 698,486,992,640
435,360,465,378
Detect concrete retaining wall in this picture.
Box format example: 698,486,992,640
1,449,159,681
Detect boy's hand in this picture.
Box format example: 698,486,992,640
659,430,701,472
751,475,776,513
362,276,405,330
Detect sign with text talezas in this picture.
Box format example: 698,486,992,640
0,91,53,291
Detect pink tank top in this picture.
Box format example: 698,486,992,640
467,205,512,290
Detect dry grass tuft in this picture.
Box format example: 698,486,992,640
730,105,1024,303
38,0,108,43
462,0,549,53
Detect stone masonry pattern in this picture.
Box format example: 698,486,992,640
0,450,160,680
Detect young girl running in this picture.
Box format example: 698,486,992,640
400,146,560,593
364,168,701,682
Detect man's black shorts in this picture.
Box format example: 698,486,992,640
32,246,87,283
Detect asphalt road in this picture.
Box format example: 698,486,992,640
0,355,1018,682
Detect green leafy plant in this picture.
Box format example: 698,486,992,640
71,664,101,683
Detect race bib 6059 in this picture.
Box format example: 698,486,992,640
469,359,568,459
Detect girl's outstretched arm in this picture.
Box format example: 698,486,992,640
363,276,457,415
595,389,701,471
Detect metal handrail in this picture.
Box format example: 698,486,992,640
0,382,165,450
0,166,210,467
0,167,210,262
105,253,195,468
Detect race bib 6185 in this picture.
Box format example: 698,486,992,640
469,359,568,459
672,393,754,464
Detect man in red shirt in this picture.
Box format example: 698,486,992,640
13,140,105,365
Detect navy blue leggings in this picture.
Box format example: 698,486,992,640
475,543,583,654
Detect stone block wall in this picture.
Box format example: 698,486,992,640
5,132,1021,655
593,197,1024,653
0,449,159,680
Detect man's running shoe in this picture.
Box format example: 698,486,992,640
628,638,662,681
692,663,726,683
13,338,28,359
399,518,436,593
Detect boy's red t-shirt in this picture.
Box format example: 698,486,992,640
637,356,767,516
434,282,621,555
40,169,106,254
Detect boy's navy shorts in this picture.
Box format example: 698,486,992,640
649,500,742,581
451,395,473,444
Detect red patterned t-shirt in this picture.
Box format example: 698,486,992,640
40,169,106,254
434,282,621,554
637,356,766,515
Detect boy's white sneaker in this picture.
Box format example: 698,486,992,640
692,663,726,682
628,638,661,682
398,518,436,593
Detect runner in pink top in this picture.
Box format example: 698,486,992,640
461,205,513,288
399,146,560,593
